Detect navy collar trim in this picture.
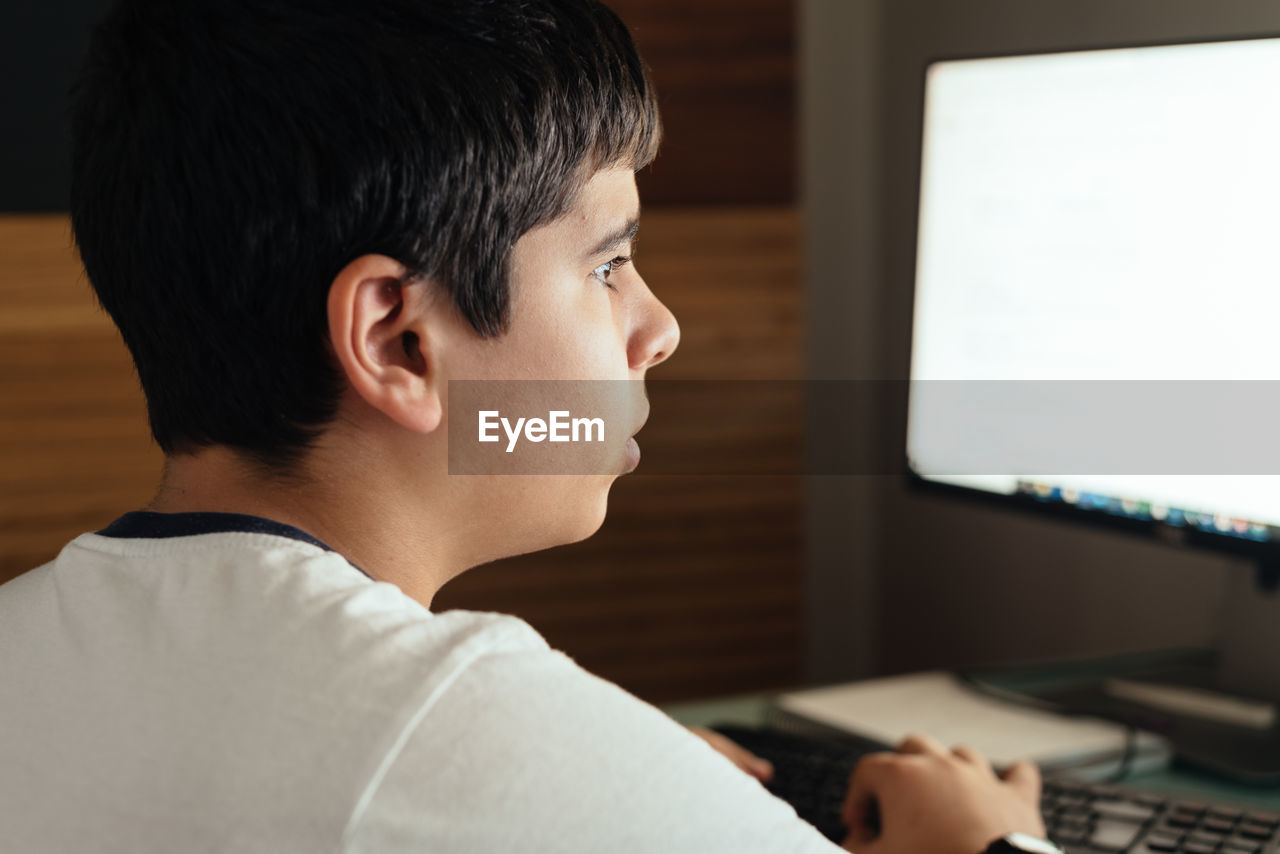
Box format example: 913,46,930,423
97,511,373,580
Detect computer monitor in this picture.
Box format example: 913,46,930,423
907,35,1280,581
904,35,1280,779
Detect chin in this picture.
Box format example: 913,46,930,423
495,474,617,561
557,476,615,544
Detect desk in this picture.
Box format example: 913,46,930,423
663,690,1280,811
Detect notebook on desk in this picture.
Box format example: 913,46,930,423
772,671,1171,778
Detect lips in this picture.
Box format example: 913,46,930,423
624,401,649,472
630,399,650,440
624,436,641,472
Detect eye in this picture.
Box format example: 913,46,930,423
591,255,631,291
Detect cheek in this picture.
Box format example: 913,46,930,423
514,292,630,380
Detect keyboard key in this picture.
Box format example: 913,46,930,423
1093,799,1156,823
1182,834,1223,850
1224,843,1261,854
1091,820,1143,851
1155,817,1192,831
1205,818,1238,835
1240,822,1276,840
1059,792,1091,809
1054,824,1090,844
1138,832,1180,852
1168,810,1202,828
1183,842,1217,854
1211,809,1245,822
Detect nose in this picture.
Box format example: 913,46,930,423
629,275,680,371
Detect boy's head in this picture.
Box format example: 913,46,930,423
70,0,665,474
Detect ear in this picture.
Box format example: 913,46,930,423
327,254,442,433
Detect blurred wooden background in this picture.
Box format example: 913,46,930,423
0,0,802,704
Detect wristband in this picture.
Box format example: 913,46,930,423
983,832,1064,854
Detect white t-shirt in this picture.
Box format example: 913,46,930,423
0,512,841,853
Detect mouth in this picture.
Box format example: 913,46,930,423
632,399,651,438
624,436,641,472
624,402,650,473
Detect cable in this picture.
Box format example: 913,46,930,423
1106,724,1139,783
955,670,1146,782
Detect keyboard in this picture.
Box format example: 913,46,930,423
1040,780,1280,854
710,724,885,843
710,724,1280,853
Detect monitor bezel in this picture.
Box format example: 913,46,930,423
903,32,1280,573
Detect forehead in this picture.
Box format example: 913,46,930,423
530,167,640,246
508,167,640,281
565,167,640,228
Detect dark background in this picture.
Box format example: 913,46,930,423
1,0,113,210
0,0,795,210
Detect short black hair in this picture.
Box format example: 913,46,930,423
69,0,660,470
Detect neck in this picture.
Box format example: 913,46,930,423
147,443,452,607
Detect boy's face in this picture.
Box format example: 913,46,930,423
440,166,680,555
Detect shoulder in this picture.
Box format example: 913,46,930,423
343,637,839,854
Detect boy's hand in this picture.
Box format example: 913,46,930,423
686,726,775,783
840,734,1044,854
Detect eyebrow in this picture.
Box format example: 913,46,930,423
586,218,640,259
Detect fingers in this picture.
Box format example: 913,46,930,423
999,759,1042,800
856,733,985,830
897,733,947,757
904,736,1006,781
843,740,1046,854
841,791,880,848
841,754,892,844
845,735,1039,829
687,727,774,782
952,744,1002,781
841,753,889,828
711,734,773,782
746,753,774,781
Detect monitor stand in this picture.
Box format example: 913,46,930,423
1218,555,1280,704
1044,558,1280,785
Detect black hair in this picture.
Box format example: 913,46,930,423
69,0,660,470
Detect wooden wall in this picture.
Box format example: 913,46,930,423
0,216,161,579
620,0,797,205
0,1,802,705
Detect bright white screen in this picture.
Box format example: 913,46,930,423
906,38,1280,528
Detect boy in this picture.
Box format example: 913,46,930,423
0,0,1045,851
